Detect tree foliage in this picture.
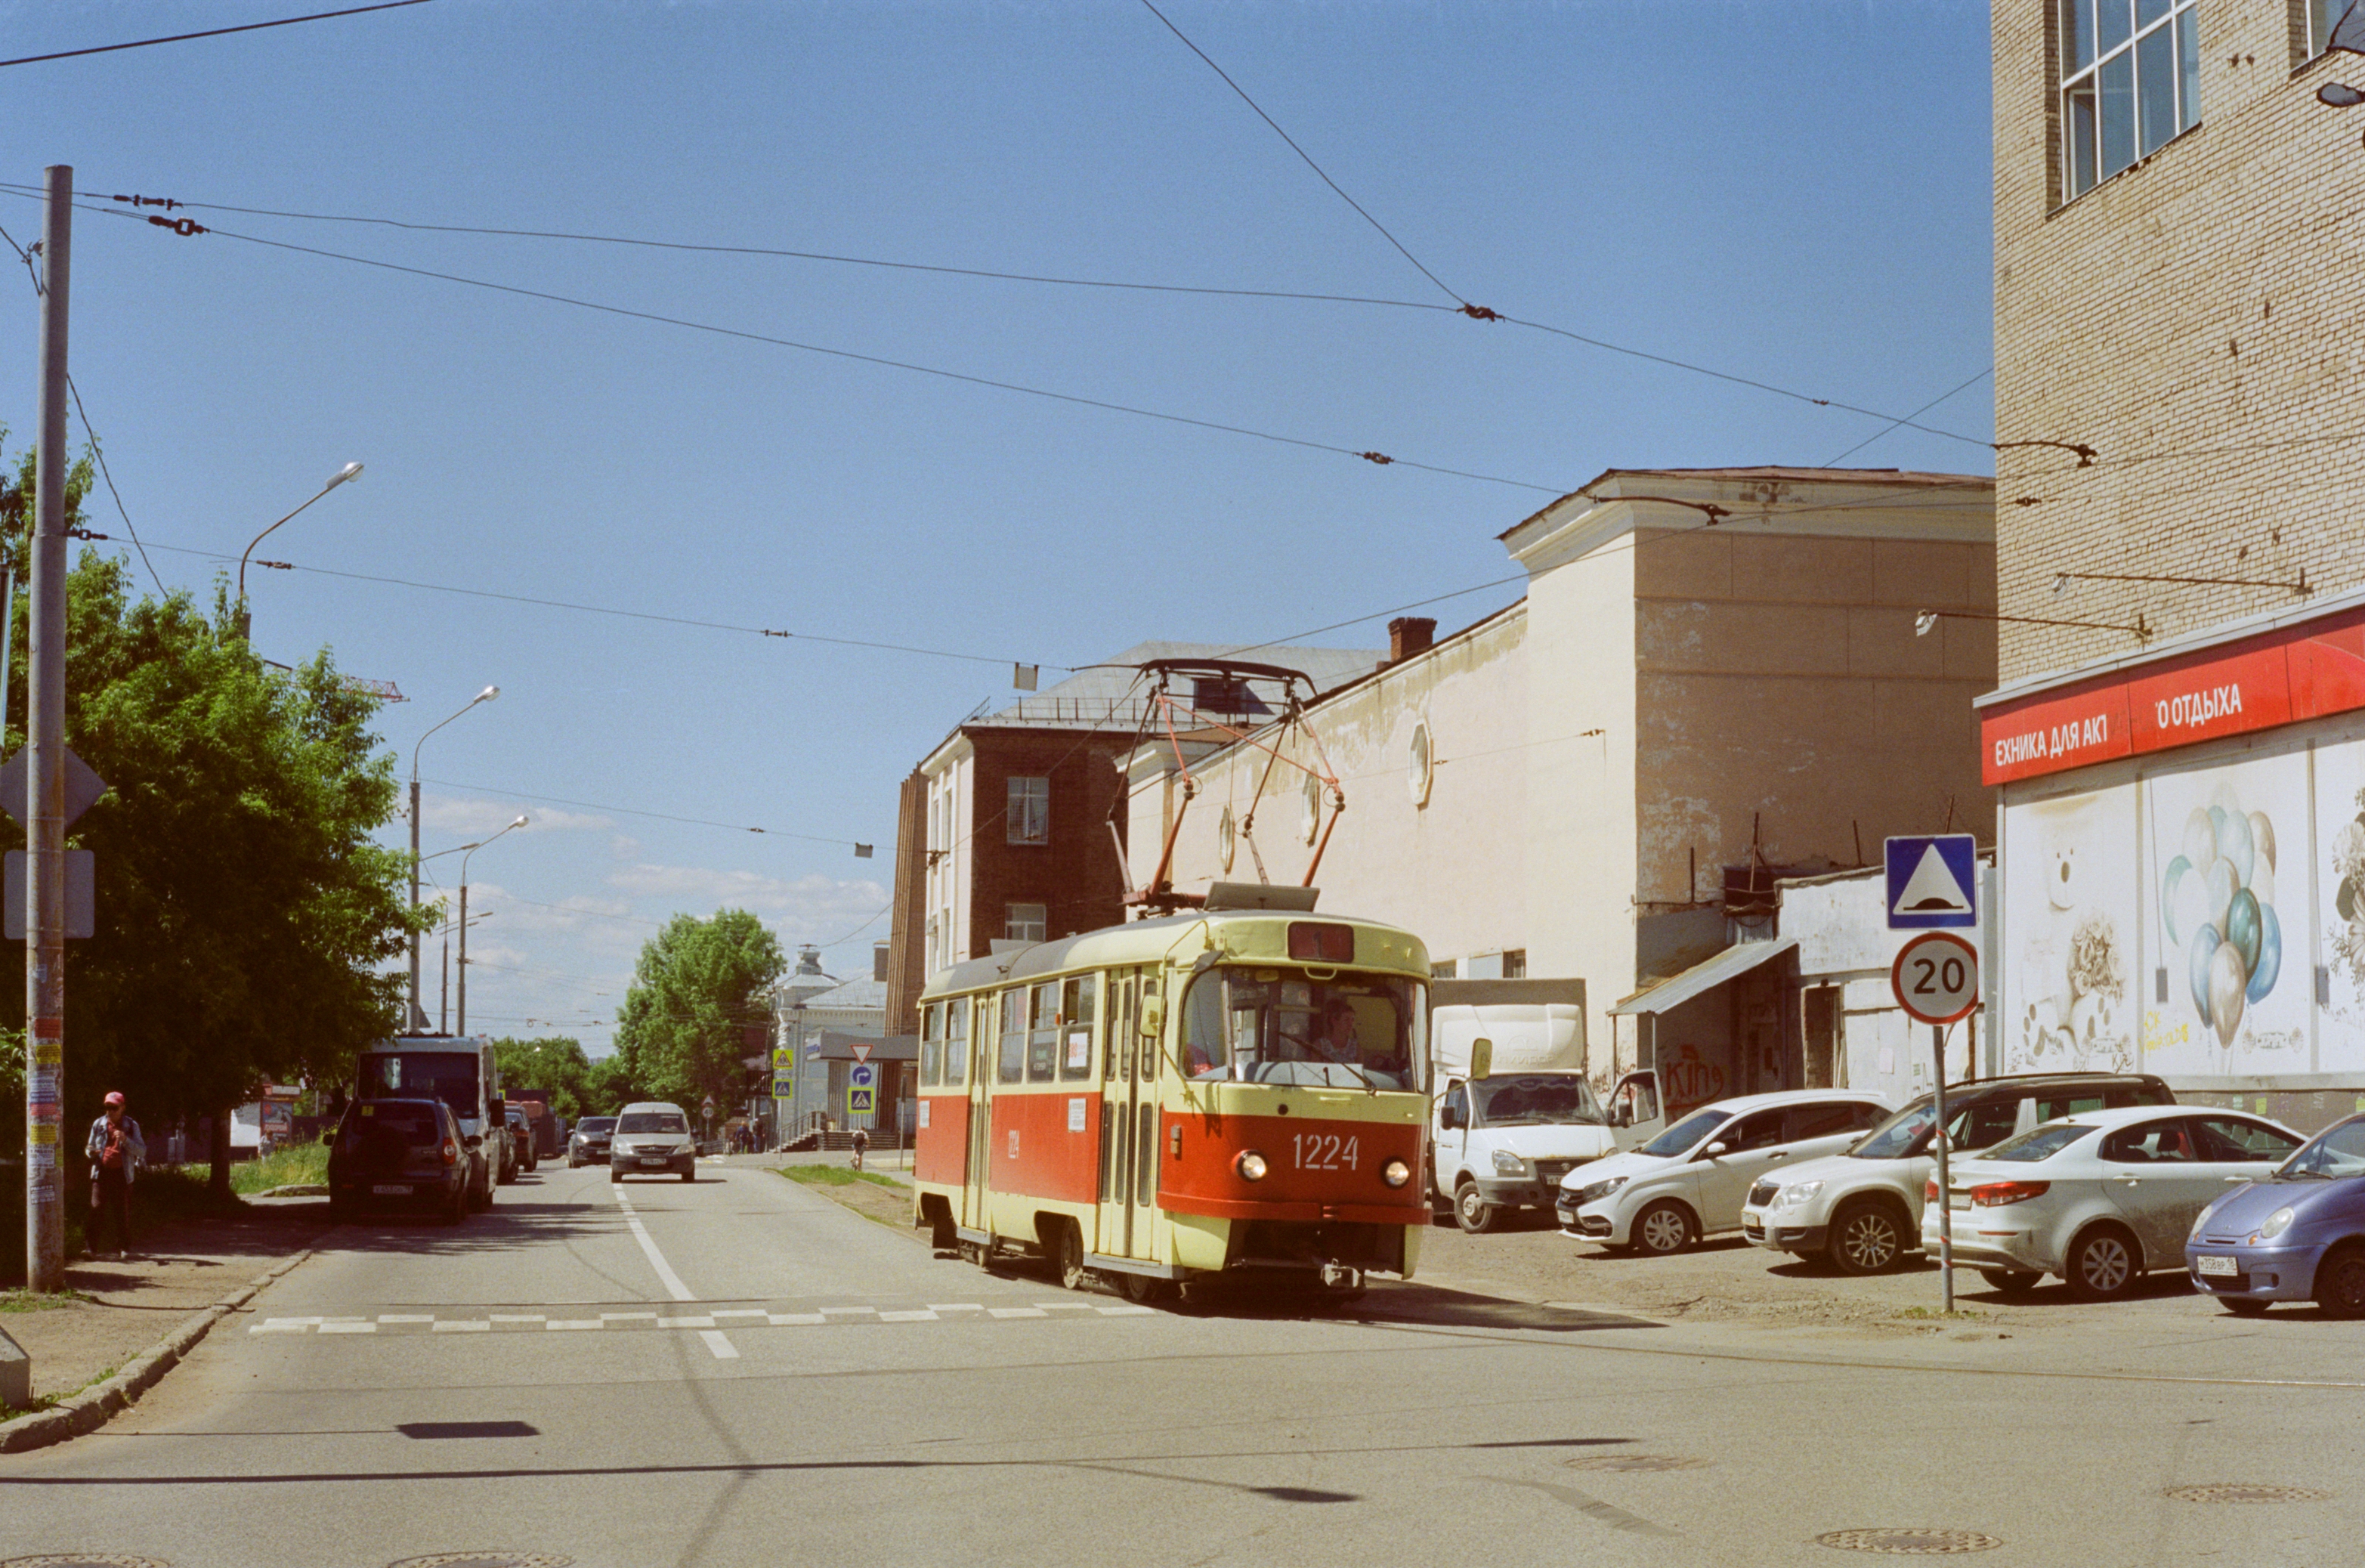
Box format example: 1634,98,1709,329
487,1035,593,1119
0,440,423,1177
610,910,782,1112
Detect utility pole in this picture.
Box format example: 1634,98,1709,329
457,881,469,1035
24,166,70,1292
408,775,425,1031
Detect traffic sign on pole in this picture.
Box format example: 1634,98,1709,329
846,1086,876,1115
847,1063,876,1090
1884,833,1979,929
1890,931,1980,1025
851,1042,873,1064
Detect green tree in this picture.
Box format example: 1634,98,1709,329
488,1035,592,1118
610,910,783,1112
0,441,424,1202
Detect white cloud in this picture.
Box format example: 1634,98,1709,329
604,862,889,939
420,793,610,836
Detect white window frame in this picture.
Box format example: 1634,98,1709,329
1006,776,1050,845
2308,0,2348,59
2059,0,2200,202
1006,902,1047,943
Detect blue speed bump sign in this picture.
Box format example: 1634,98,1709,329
1885,833,1979,929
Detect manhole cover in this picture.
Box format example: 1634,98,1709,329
1562,1454,1708,1472
1814,1529,2004,1554
385,1557,573,1568
2,1558,175,1567
2165,1484,2329,1505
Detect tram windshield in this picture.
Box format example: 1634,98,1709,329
1181,966,1425,1090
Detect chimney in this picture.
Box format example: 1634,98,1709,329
873,941,891,983
1387,617,1436,663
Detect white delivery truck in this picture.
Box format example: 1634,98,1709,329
1428,979,1616,1233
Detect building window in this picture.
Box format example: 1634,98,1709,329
1006,902,1046,943
1502,949,1528,979
2060,0,2200,200
1431,959,1458,979
2309,0,2348,58
1006,776,1049,844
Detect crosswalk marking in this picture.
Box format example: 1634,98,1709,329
878,1310,938,1322
249,1301,1163,1338
989,1307,1048,1319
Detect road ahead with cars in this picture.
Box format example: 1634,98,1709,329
6,1155,2365,1567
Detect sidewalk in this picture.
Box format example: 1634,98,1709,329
2,1204,326,1407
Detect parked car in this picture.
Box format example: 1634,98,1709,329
1740,1073,2175,1275
609,1102,697,1183
324,1097,469,1226
506,1108,539,1174
1557,1089,1893,1254
568,1115,617,1167
2185,1111,2365,1318
1433,1072,1615,1233
1924,1105,2304,1301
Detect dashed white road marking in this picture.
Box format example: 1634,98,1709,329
251,1302,1164,1337
431,1320,490,1333
990,1307,1048,1319
610,1182,733,1360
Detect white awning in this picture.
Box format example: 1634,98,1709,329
1608,937,1797,1017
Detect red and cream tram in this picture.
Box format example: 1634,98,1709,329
911,892,1432,1299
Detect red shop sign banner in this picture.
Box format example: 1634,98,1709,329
1982,603,2365,785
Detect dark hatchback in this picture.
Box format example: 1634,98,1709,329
568,1115,617,1167
326,1098,470,1225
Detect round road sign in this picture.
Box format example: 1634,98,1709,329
1890,931,1979,1025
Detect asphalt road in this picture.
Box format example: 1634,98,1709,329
3,1158,2363,1568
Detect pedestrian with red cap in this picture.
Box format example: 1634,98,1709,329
84,1091,146,1260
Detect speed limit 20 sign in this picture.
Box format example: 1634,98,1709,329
1890,931,1979,1025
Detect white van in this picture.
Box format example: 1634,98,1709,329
1428,979,1614,1232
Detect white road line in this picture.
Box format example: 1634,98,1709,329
989,1307,1048,1319
431,1321,490,1333
546,1320,602,1331
491,1313,547,1323
926,1304,984,1313
377,1314,435,1325
657,1316,717,1329
878,1310,939,1322
317,1322,376,1335
818,1307,876,1316
610,1182,734,1360
600,1312,659,1322
712,1309,767,1321
767,1313,826,1325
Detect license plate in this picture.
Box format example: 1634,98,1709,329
371,1184,411,1196
2196,1254,2238,1277
641,1157,668,1167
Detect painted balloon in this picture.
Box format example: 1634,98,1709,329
2217,806,2255,891
2247,904,2283,1004
2203,856,2237,935
2184,807,2218,871
2208,940,2249,1048
2226,888,2264,977
2190,923,2221,1024
2249,810,2277,875
2162,855,2194,948
2246,854,2276,912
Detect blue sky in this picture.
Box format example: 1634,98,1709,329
1,0,1996,1052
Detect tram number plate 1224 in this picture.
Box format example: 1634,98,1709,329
1293,1132,1359,1171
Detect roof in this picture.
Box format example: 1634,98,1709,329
959,641,1386,735
800,977,886,1012
1500,465,1995,543
1609,938,1798,1016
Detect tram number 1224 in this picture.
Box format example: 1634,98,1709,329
1293,1132,1360,1171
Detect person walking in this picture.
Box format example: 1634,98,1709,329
85,1091,146,1260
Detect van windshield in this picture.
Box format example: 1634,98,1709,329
361,1051,481,1118
618,1112,687,1134
1472,1075,1604,1127
1181,967,1425,1090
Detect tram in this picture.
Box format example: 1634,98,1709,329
911,889,1432,1300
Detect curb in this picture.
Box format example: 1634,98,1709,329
0,1247,316,1455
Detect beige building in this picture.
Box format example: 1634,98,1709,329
1983,0,2365,1126
1126,467,1999,1102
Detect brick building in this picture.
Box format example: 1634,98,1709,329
1981,0,2365,1125
882,642,1382,1032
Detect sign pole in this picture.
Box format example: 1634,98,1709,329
1933,1021,1953,1315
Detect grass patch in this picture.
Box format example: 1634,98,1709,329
775,1165,904,1190
0,1287,93,1313
224,1143,330,1194
1,1359,122,1419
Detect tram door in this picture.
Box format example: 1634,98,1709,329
961,990,997,1232
1095,969,1158,1260
1129,973,1164,1260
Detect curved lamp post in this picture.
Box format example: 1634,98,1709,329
236,462,363,639
457,815,527,1035
408,686,499,1029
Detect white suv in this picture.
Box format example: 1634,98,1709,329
608,1102,697,1183
1556,1090,1892,1254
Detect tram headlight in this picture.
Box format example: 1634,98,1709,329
1235,1150,1269,1182
1382,1158,1411,1188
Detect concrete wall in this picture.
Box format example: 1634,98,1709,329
1993,0,2365,682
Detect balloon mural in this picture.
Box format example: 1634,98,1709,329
2161,799,2283,1048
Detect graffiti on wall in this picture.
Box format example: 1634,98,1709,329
2004,785,2137,1075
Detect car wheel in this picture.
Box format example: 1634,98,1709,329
1454,1180,1502,1236
2219,1296,2270,1316
1632,1199,1696,1256
1978,1267,2042,1296
681,1164,695,1183
1120,1271,1177,1304
2065,1225,2141,1301
608,1166,624,1185
2314,1242,2365,1320
1829,1198,1908,1276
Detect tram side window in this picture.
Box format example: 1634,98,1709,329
1059,974,1098,1081
1108,976,1134,1081
998,991,1027,1084
945,997,970,1087
1028,980,1061,1081
920,1004,943,1088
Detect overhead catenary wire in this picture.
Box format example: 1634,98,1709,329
0,0,434,70
417,776,882,849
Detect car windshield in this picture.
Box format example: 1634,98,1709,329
1980,1121,2098,1163
2280,1118,2365,1180
360,1050,481,1117
578,1118,616,1134
1182,966,1425,1090
1640,1108,1729,1158
617,1112,687,1134
1472,1075,1604,1127
1852,1099,1939,1159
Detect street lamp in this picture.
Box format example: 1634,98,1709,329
236,462,363,639
409,686,499,1030
457,815,527,1035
